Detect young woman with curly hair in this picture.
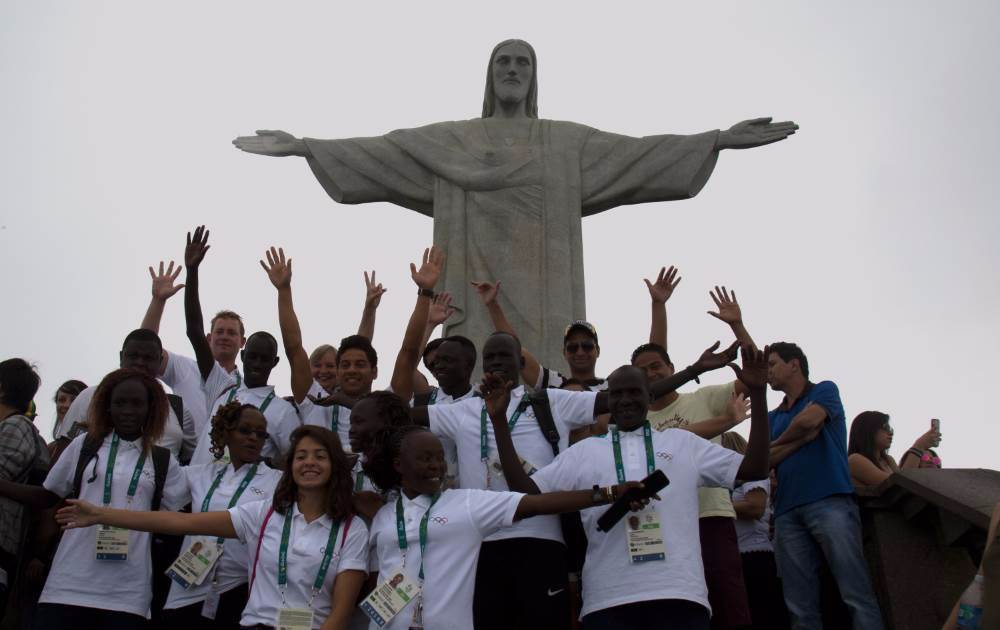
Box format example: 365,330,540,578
158,401,281,628
0,368,189,630
57,425,369,630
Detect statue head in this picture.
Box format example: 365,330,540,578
481,39,538,119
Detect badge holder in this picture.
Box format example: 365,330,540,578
359,567,421,628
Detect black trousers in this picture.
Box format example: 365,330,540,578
473,538,570,630
740,550,790,630
157,583,249,630
582,599,710,630
34,603,147,630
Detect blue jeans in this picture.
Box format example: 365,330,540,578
774,494,884,630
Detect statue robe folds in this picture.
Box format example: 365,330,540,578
304,119,719,371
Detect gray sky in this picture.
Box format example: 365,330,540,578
3,1,998,467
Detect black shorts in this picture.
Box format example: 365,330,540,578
473,537,570,630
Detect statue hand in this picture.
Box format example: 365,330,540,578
232,130,307,157
148,260,184,301
718,117,798,150
259,246,292,290
185,226,211,270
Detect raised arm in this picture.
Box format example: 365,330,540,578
56,498,237,538
357,270,386,341
645,266,681,350
261,246,313,403
389,247,444,404
183,226,215,381
141,260,185,374
731,345,770,481
232,130,310,157
707,286,757,396
472,280,542,388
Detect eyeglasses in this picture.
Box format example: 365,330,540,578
565,341,596,354
236,426,269,440
880,424,894,435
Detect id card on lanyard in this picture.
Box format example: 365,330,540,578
167,463,259,589
360,494,438,628
480,399,534,487
612,423,666,563
275,511,341,630
95,433,146,561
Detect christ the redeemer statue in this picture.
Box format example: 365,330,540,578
234,39,797,370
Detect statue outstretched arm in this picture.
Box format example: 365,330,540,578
716,118,798,150
232,130,310,157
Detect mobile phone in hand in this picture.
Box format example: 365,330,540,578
931,418,940,432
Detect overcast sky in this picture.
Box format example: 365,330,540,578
3,1,998,467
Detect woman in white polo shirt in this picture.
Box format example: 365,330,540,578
57,425,369,630
360,424,638,630
159,401,282,629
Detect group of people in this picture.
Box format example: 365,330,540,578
0,224,964,630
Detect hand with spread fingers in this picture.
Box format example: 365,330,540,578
429,292,457,327
645,266,681,305
185,225,211,270
260,246,292,290
411,246,444,291
726,392,751,426
471,280,500,306
480,371,513,421
707,285,743,326
717,117,799,150
691,340,740,374
149,260,184,301
730,344,769,391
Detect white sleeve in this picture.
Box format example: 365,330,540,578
228,498,272,546
682,431,743,489
162,351,201,391
336,517,370,574
535,366,565,390
56,387,94,440
160,454,192,511
427,400,471,441
43,434,86,497
266,405,301,462
531,444,588,493
734,479,769,503
203,362,238,406
464,489,524,537
180,407,198,464
546,389,599,430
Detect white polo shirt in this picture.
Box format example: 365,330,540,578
164,462,282,610
531,426,743,618
39,432,188,617
299,381,351,451
367,488,523,630
162,351,243,437
229,499,369,629
536,366,608,392
57,384,197,463
733,479,772,554
189,363,300,466
419,385,476,489
427,385,597,543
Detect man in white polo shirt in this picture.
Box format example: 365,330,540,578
181,226,300,466
486,345,771,630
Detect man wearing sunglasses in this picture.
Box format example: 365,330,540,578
473,280,608,391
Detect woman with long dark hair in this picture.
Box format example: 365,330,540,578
847,411,941,487
56,425,368,630
159,401,281,628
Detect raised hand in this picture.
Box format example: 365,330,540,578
259,246,292,290
232,130,308,157
185,226,211,270
471,280,500,305
691,340,740,374
718,117,798,150
480,371,513,420
429,292,457,327
410,246,444,291
148,260,184,301
55,499,100,530
645,266,681,304
914,427,942,450
729,344,769,391
726,392,751,425
364,270,386,309
707,286,743,325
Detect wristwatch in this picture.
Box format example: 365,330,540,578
591,484,605,504
417,288,435,298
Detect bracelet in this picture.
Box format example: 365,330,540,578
906,447,924,458
417,288,435,298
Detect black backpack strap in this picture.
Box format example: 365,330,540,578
72,435,104,500
166,394,185,433
150,445,170,512
413,390,434,407
528,390,560,457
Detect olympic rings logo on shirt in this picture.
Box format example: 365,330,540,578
656,451,673,461
248,486,265,495
430,516,449,525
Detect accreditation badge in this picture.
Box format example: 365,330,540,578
166,537,222,588
625,508,666,563
359,566,421,627
276,607,314,630
95,524,129,561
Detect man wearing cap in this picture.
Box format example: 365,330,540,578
473,280,607,391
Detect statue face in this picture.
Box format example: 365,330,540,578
491,41,533,106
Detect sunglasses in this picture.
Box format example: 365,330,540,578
565,341,596,354
236,426,269,440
